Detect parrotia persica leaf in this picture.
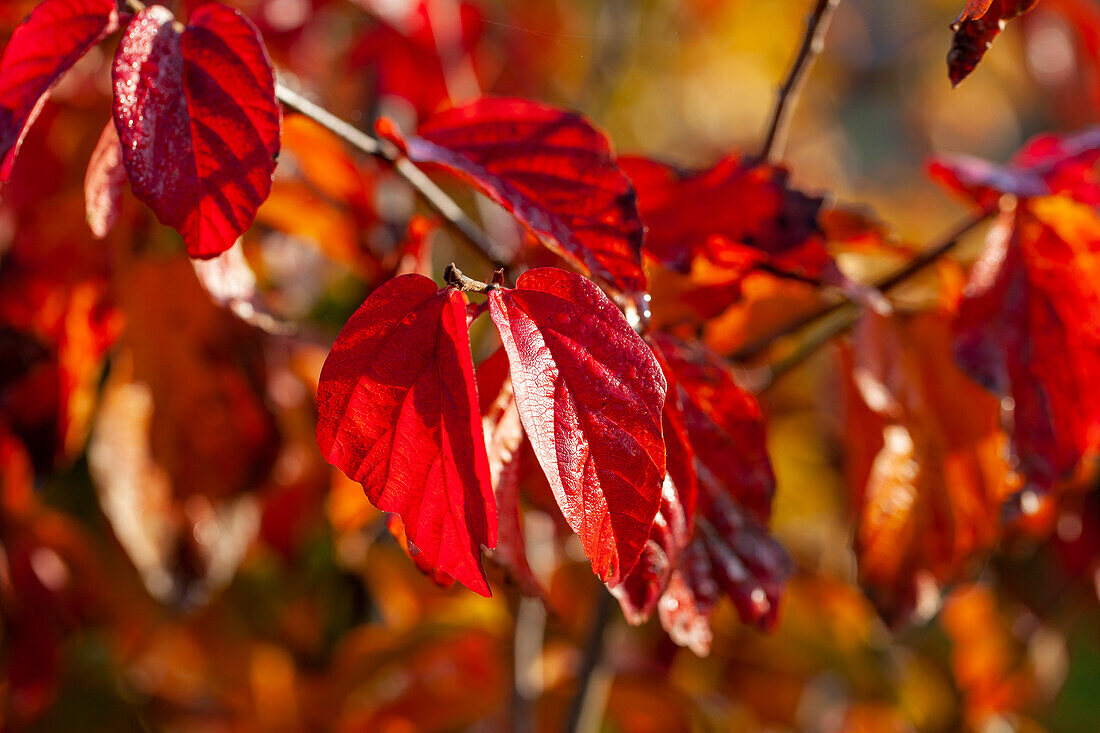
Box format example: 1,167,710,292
619,155,823,276
379,98,647,297
948,0,1038,87
620,155,886,313
848,311,1010,623
651,332,776,521
0,0,119,179
929,127,1100,209
316,274,497,596
113,4,281,259
955,198,1100,493
487,267,666,584
84,122,126,239
610,338,699,624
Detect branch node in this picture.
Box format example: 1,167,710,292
444,263,493,293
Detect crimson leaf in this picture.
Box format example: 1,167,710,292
0,0,119,179
113,4,281,259
379,98,646,297
948,0,1038,87
487,267,666,584
316,274,497,596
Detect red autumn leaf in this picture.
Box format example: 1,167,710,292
649,339,699,529
847,311,1011,622
621,154,885,314
84,121,126,239
609,476,689,624
929,126,1100,208
349,0,485,117
608,338,699,623
487,267,666,584
656,538,719,656
379,98,647,297
620,155,823,276
948,0,1039,87
113,4,281,259
317,274,497,596
955,198,1100,493
477,348,546,599
651,332,775,521
0,0,119,179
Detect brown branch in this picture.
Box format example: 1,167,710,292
760,0,842,164
750,209,994,389
563,590,614,733
273,84,512,268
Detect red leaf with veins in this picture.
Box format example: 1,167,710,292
113,4,281,259
657,539,719,656
652,332,775,521
610,476,689,624
380,98,646,296
929,127,1100,208
487,268,666,584
620,155,823,276
477,349,546,598
948,0,1038,86
0,0,118,179
84,122,126,239
317,274,497,596
649,339,699,529
955,198,1100,492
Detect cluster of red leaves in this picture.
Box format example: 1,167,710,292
318,94,822,653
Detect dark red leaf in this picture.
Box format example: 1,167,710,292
317,274,497,596
348,0,485,117
955,198,1100,492
610,476,689,624
113,4,281,258
620,155,823,276
0,0,119,179
948,0,1039,87
487,267,666,584
649,339,698,527
84,121,126,239
477,348,546,598
651,332,775,521
929,126,1100,208
657,538,719,656
380,98,647,297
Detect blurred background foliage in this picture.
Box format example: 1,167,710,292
1,0,1099,730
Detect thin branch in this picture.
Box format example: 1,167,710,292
273,83,512,269
752,209,994,388
760,0,841,164
563,590,614,733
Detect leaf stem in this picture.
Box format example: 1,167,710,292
563,590,614,733
760,0,841,164
751,209,993,388
273,83,512,268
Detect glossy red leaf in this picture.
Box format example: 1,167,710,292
929,127,1100,208
0,0,119,179
955,198,1100,492
649,339,699,529
620,155,823,276
84,121,126,239
651,332,775,521
949,0,1039,86
380,98,646,296
477,348,546,598
610,475,689,624
487,267,666,584
657,538,719,656
317,274,497,596
113,4,281,259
